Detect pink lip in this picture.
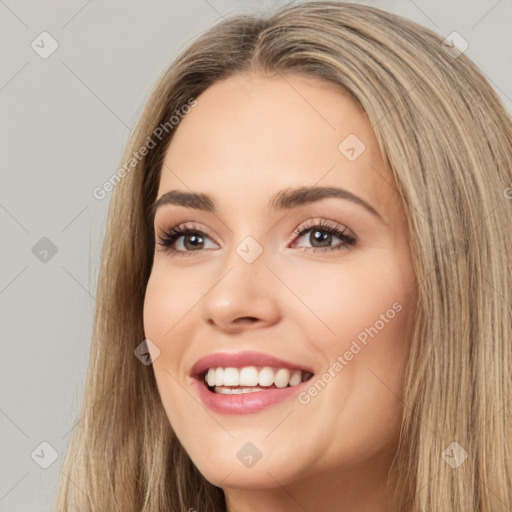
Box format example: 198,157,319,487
190,351,314,414
189,350,314,378
188,350,315,415
191,377,312,415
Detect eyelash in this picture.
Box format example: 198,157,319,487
156,219,356,258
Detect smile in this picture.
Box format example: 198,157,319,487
189,351,315,414
204,366,313,393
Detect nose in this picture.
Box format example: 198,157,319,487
199,247,282,334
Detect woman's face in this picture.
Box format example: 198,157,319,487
143,72,417,497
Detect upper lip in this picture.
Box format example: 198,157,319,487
190,350,315,378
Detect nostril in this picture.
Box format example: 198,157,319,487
235,316,258,324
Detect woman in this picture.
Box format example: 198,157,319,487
57,1,512,511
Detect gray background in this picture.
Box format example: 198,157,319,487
1,0,510,510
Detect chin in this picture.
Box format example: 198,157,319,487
185,443,305,490
199,462,300,490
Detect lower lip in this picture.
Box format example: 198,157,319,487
191,377,310,415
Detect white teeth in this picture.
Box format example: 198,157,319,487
223,367,239,386
215,386,265,394
289,370,301,386
274,368,290,388
240,366,259,386
207,368,216,387
203,365,309,390
258,367,274,387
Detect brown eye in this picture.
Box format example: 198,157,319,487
156,222,218,257
292,220,356,252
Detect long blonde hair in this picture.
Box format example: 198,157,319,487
57,2,512,510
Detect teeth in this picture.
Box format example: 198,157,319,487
203,366,307,390
240,366,259,386
215,386,265,394
215,367,224,386
274,368,290,388
258,366,274,387
289,370,301,386
223,367,239,386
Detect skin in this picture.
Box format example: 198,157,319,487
143,72,417,512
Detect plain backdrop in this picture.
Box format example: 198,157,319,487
1,0,511,510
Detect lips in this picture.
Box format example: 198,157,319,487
189,350,316,414
190,350,315,379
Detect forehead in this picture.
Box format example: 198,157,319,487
158,72,399,220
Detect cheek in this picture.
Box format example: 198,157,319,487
143,273,170,340
143,285,166,358
289,254,413,345
142,268,191,391
142,266,195,343
291,253,415,416
290,257,414,448
142,272,201,429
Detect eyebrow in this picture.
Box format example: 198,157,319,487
149,186,383,220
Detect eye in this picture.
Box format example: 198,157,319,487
291,218,356,253
156,222,218,257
